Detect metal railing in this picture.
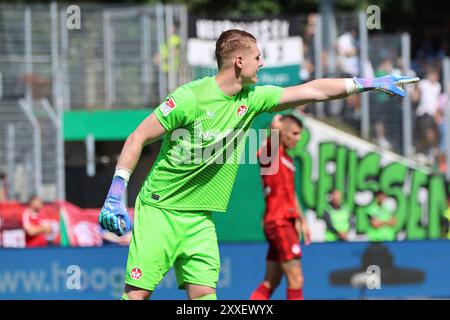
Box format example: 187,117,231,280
0,2,186,201
1,3,448,202
0,99,37,202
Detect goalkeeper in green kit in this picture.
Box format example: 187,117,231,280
98,29,418,300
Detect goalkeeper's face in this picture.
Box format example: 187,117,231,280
239,43,264,86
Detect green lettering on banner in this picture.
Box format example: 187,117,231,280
355,207,367,234
291,127,316,209
380,162,408,234
356,152,381,191
317,142,336,217
407,170,428,240
428,175,447,239
335,146,347,197
355,153,381,233
344,149,358,213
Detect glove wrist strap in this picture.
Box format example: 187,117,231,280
114,167,132,183
345,78,359,95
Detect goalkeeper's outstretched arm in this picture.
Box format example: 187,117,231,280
273,75,419,112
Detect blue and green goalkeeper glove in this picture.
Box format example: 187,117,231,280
353,75,419,97
99,174,132,236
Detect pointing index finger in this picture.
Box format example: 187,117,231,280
395,76,420,86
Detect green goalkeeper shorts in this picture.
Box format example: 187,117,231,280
124,198,220,291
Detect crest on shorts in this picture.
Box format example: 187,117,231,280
291,244,301,255
160,97,176,116
130,267,142,280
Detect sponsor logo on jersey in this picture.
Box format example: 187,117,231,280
160,97,176,116
237,105,248,116
130,267,142,280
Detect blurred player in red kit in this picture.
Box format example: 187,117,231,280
250,114,311,300
22,195,52,247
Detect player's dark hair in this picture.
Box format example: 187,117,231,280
281,114,303,128
215,29,257,69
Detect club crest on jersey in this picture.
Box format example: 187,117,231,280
160,97,176,116
237,105,248,116
130,267,142,280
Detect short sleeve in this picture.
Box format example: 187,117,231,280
250,85,284,114
154,86,196,131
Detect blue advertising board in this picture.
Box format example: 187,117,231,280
1,241,449,300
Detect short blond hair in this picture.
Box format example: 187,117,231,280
215,29,257,69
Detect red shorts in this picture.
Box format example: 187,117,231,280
264,218,302,262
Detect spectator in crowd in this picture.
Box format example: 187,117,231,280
436,91,448,173
372,121,393,151
334,29,374,130
441,194,450,239
22,195,52,247
412,68,442,146
300,14,319,116
336,29,359,78
367,190,397,242
335,30,360,126
392,57,407,77
300,13,317,83
417,127,440,167
375,58,394,78
323,190,352,241
153,22,181,92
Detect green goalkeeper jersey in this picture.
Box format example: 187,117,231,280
139,76,284,212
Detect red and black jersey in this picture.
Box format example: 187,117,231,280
258,136,299,225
